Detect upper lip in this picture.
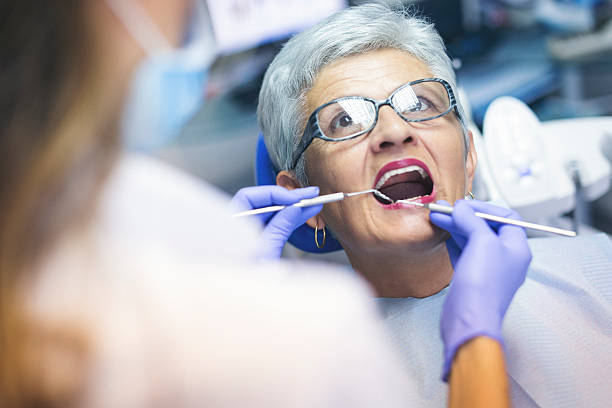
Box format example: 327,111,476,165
373,158,433,189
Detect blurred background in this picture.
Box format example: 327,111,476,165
156,0,612,235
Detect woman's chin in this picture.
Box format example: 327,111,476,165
353,224,446,255
376,206,433,229
391,228,443,250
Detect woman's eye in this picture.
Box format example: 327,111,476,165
415,98,432,111
331,113,353,130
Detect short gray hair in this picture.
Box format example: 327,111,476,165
257,3,468,185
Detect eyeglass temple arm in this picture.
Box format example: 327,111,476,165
291,118,319,169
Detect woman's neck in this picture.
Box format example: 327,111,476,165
345,243,453,298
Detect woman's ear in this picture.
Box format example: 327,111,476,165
465,130,478,192
276,170,302,191
276,171,324,229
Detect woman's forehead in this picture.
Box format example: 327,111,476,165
306,49,434,111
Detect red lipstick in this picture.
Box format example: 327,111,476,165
373,158,436,209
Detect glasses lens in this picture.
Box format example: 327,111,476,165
392,81,451,121
317,98,376,139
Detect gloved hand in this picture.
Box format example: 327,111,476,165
231,185,322,259
430,200,532,381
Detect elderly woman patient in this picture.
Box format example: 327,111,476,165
257,3,612,407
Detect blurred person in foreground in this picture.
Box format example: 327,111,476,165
0,1,526,407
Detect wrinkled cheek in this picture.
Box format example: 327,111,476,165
438,177,463,204
308,162,345,194
305,148,334,189
320,202,352,243
326,167,348,191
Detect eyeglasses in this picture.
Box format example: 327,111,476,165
290,78,457,169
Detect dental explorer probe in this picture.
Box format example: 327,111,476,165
398,200,577,237
232,189,392,218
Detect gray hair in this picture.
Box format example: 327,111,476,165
257,3,469,185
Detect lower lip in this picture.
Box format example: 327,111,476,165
377,186,437,209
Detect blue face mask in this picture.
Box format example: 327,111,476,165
106,0,216,151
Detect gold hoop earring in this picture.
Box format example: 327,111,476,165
466,190,475,200
315,223,326,249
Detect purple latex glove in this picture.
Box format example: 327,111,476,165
430,200,532,381
231,185,322,259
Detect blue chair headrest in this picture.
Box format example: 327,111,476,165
255,134,342,253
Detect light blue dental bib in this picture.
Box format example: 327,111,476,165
376,233,612,407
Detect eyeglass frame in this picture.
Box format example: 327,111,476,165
290,77,458,169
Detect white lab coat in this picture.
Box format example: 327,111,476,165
26,154,412,407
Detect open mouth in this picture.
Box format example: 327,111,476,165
373,159,434,205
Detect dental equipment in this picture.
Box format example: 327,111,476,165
232,189,390,218
398,200,577,237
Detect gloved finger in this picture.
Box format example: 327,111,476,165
450,200,493,238
497,210,527,240
268,204,322,233
460,200,518,219
257,205,321,259
445,236,462,269
430,214,468,249
429,211,453,231
429,200,454,230
460,201,528,244
238,185,319,208
431,214,468,249
264,204,323,238
259,207,302,255
430,200,468,248
231,186,319,211
498,221,530,261
229,186,264,210
284,186,321,200
468,206,529,254
458,200,522,232
257,187,320,225
447,229,468,250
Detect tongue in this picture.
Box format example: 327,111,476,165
380,182,427,202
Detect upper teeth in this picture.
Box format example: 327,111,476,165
375,165,429,190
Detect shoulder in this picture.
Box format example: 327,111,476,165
85,255,407,406
28,155,412,406
94,154,261,261
504,234,612,406
528,233,612,266
526,233,612,303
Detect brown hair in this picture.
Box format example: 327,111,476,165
0,1,120,405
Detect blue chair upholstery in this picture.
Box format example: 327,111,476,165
255,134,343,253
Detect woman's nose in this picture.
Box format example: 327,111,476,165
369,105,418,152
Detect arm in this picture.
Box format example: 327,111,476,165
449,337,510,408
431,200,532,408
